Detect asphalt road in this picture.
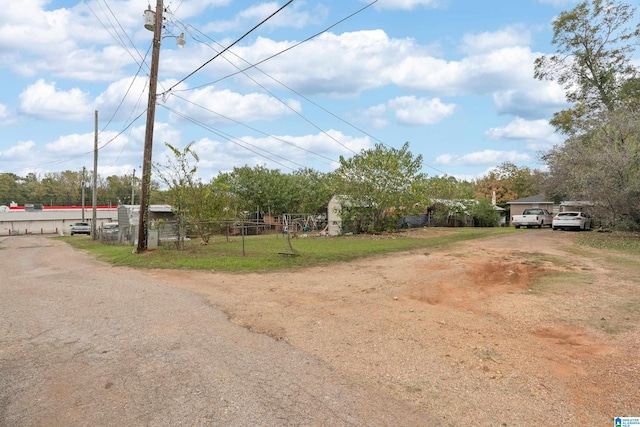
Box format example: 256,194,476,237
0,235,438,426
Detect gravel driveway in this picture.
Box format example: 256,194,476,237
0,235,438,426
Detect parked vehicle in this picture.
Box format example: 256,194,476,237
70,222,91,235
102,222,119,241
511,208,554,229
552,212,592,231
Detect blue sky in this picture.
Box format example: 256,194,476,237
0,0,583,183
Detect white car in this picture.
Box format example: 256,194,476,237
552,212,592,231
70,222,91,235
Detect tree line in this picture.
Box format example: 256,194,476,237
0,153,540,228
535,0,640,230
3,0,638,234
152,142,539,247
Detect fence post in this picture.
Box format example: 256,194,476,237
242,225,245,257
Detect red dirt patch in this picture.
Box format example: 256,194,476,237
151,229,640,426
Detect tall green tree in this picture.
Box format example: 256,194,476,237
188,178,237,243
534,0,640,134
543,108,640,230
535,0,640,230
426,175,475,201
223,165,299,215
291,168,333,214
39,175,62,205
468,198,501,227
105,175,136,205
333,142,426,233
155,142,199,250
0,173,24,205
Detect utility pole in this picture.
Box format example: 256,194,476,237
131,168,136,205
137,0,163,253
81,166,86,222
92,110,98,239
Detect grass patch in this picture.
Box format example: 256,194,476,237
57,227,512,273
475,347,502,362
573,231,640,277
519,252,572,269
404,384,423,393
529,271,593,295
574,231,640,256
588,300,640,335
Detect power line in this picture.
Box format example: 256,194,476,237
84,0,148,72
99,44,152,135
168,2,449,175
171,28,358,155
171,93,337,165
157,2,388,160
159,104,307,171
173,0,380,95
163,0,294,96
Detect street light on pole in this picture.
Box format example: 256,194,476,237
136,1,163,253
137,4,187,253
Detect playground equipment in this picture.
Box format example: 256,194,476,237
281,213,326,235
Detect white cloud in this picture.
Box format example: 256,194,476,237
232,30,422,96
0,0,75,56
163,0,232,20
384,45,538,96
356,96,455,128
536,0,580,7
94,77,149,121
352,104,390,130
204,2,328,33
368,0,444,10
0,140,36,160
0,0,142,80
0,1,575,180
486,118,553,141
19,79,92,121
486,117,562,151
187,130,370,175
435,150,531,166
461,25,531,54
389,96,456,126
45,132,99,155
493,81,566,119
0,104,16,126
173,87,301,125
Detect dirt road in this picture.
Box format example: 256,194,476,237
149,229,639,426
1,230,639,426
0,235,436,426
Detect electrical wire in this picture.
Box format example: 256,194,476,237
173,0,380,95
159,104,307,171
170,0,450,176
162,0,294,96
84,0,149,73
158,2,387,161
171,94,337,165
99,44,152,135
173,28,358,155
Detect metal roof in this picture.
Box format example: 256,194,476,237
507,194,551,204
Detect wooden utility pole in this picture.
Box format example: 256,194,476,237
131,169,136,204
137,0,163,253
92,110,98,239
81,166,86,222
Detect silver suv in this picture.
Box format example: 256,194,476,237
70,222,91,235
